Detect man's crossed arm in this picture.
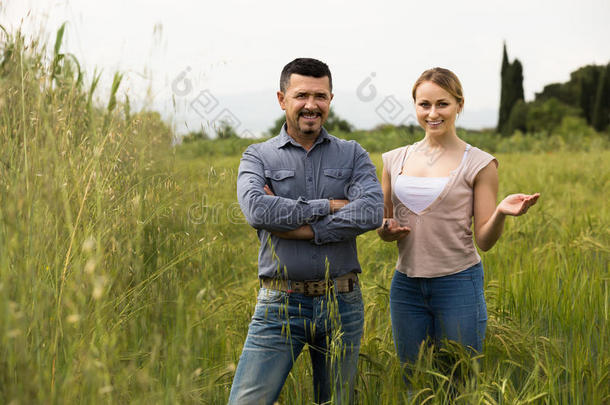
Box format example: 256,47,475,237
237,144,384,244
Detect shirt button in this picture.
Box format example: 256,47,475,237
308,177,313,182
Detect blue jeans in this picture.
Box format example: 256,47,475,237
389,262,487,365
228,283,364,405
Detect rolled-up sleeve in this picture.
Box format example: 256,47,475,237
237,145,330,231
310,146,384,244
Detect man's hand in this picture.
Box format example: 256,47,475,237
497,193,540,216
329,199,349,213
263,184,275,196
377,218,410,242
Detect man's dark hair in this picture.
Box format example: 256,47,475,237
279,58,332,93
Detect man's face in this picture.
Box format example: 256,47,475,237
277,74,333,138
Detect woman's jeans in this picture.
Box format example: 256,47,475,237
389,262,487,364
228,284,364,405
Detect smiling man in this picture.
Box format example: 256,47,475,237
229,58,383,404
279,71,330,142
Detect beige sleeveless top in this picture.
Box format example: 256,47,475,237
382,144,497,278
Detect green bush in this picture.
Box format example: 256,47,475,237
526,98,582,135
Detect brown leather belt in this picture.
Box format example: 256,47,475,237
260,272,358,296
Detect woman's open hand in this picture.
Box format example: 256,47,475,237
377,218,411,242
497,193,540,216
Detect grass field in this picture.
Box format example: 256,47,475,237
0,29,609,404
172,150,609,404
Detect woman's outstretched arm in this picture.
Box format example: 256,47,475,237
473,162,540,251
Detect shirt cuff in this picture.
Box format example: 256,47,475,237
307,198,331,218
310,215,333,245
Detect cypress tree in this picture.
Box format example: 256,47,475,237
511,59,525,103
497,43,511,134
498,43,525,135
592,63,610,131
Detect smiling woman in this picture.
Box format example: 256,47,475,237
377,67,540,389
415,81,462,135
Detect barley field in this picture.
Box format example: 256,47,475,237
0,29,608,404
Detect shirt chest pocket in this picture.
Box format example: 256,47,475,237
322,168,353,199
265,169,296,198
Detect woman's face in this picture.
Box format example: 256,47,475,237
414,81,462,135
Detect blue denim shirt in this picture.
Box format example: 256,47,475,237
237,125,384,280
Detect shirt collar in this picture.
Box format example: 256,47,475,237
277,123,331,149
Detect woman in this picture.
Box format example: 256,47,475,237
377,67,539,367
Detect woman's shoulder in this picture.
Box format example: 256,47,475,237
468,145,497,166
382,145,408,159
463,145,498,185
382,145,410,167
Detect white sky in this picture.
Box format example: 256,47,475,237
3,0,609,136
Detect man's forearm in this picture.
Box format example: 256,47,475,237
238,192,330,232
270,225,315,240
310,198,384,244
269,200,349,240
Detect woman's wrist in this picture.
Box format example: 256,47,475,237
494,206,507,221
377,219,394,241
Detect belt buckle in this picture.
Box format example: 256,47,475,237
303,279,330,296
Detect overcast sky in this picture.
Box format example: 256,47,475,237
3,0,609,136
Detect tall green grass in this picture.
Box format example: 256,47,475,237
0,27,608,404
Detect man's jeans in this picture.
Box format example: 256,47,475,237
228,283,364,404
390,262,487,365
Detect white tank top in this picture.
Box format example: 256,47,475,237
395,144,471,214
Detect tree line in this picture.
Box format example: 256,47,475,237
498,43,609,136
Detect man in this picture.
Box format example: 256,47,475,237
229,58,383,404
